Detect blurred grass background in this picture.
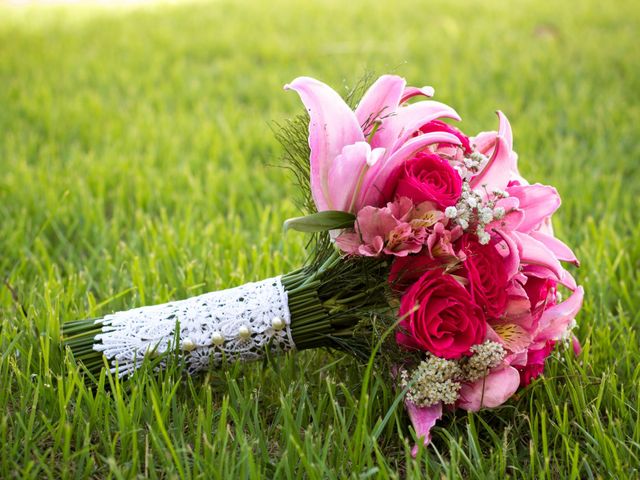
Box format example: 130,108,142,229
0,0,639,478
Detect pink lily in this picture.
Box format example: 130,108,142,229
285,75,462,213
471,111,525,190
474,112,581,286
533,286,584,345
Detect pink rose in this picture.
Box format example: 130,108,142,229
459,236,509,319
388,252,439,293
396,269,486,359
393,151,463,208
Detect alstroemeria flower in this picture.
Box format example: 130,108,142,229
335,197,433,257
285,75,463,213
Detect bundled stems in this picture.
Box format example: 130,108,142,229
62,248,392,375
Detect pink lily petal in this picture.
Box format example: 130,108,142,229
355,75,405,132
524,264,578,291
497,110,513,151
535,286,584,342
536,217,555,236
471,112,521,191
327,142,377,212
492,229,521,280
530,231,580,266
405,400,442,457
457,366,521,412
358,131,462,209
470,135,512,191
513,231,564,280
400,85,435,103
507,184,561,233
285,77,364,211
559,268,578,291
572,334,582,356
487,196,524,232
371,100,461,152
471,131,497,156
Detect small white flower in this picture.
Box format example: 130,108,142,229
477,230,490,245
470,151,487,164
464,158,476,169
445,206,458,218
493,206,506,219
492,188,508,198
480,207,494,224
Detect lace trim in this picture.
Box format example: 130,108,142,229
94,276,295,376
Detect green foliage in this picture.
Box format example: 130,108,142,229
1,0,639,477
283,211,356,233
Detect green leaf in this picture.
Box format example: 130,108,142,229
283,210,355,233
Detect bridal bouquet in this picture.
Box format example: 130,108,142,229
63,74,583,451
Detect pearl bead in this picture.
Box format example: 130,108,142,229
238,325,251,340
210,331,225,346
181,337,196,351
271,317,284,331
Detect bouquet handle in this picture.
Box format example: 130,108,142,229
93,277,295,376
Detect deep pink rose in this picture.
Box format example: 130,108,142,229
389,252,439,293
394,151,463,208
517,340,555,386
459,236,509,319
396,269,486,359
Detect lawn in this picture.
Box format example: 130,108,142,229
1,0,639,478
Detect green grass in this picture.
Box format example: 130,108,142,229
1,0,639,477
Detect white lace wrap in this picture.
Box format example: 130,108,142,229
94,276,295,376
